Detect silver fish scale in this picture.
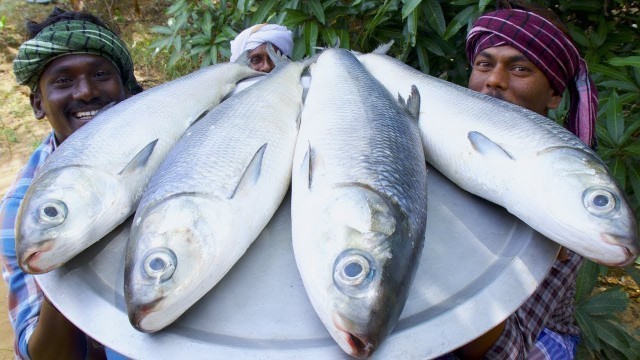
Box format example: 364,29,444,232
136,61,304,215
36,63,258,178
303,49,427,231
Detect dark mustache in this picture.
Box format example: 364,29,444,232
65,98,112,114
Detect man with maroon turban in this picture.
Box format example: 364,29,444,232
444,2,597,359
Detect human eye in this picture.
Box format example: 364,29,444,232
52,76,73,88
473,59,493,70
95,69,114,81
250,56,262,65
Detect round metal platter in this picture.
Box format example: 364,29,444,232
36,162,559,359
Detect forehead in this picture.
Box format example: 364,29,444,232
40,53,118,77
476,45,532,62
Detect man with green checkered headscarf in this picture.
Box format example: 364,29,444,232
2,7,141,359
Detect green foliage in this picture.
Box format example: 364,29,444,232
575,260,640,359
0,15,6,32
151,1,640,358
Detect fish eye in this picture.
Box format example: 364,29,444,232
37,201,67,226
583,188,617,216
334,249,375,296
143,248,177,282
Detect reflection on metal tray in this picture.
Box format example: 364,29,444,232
36,163,558,359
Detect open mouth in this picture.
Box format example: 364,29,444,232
73,109,100,121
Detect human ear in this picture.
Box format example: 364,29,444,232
30,92,46,119
546,93,562,110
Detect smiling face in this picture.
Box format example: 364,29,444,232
30,53,127,143
468,45,562,116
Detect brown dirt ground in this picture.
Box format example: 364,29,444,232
0,0,638,358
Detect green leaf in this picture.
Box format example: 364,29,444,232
283,9,310,27
321,28,339,48
307,0,326,24
252,0,277,24
415,41,429,73
588,64,632,83
443,6,475,40
202,11,212,37
405,5,418,47
576,287,628,315
606,89,623,143
151,25,175,35
303,21,318,55
575,260,600,303
575,310,602,352
423,0,445,37
629,165,640,208
608,56,640,67
592,317,640,359
610,157,627,189
401,0,422,19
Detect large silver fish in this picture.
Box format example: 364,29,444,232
15,63,260,274
357,52,639,266
291,48,427,358
124,49,306,333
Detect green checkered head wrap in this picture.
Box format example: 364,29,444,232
13,19,141,94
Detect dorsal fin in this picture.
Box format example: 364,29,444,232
118,139,158,175
229,143,268,199
372,40,394,54
397,85,420,122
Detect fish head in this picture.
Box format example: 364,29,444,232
295,184,414,358
525,147,638,266
125,194,222,333
16,165,129,274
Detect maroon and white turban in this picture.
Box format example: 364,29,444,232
466,9,598,148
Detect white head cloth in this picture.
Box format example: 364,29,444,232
229,24,294,62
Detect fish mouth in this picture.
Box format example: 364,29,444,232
334,315,375,358
129,298,165,333
345,332,374,359
601,233,639,267
19,240,55,274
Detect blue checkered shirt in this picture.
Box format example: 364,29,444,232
1,133,55,359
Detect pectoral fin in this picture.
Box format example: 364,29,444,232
229,143,268,199
118,139,158,175
468,131,514,161
300,141,313,190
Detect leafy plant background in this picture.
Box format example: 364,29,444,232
150,1,640,358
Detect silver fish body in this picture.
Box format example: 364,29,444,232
357,52,639,266
291,49,427,358
15,63,259,274
124,58,305,332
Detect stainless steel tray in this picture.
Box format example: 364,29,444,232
36,164,558,359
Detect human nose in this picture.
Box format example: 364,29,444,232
484,67,508,90
255,59,275,73
74,77,99,101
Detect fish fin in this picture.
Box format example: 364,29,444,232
300,141,313,190
118,139,158,175
372,40,394,54
191,109,210,126
468,131,514,160
266,42,290,69
229,143,268,199
234,49,251,66
397,85,420,122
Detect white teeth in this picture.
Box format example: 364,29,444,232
75,110,99,119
